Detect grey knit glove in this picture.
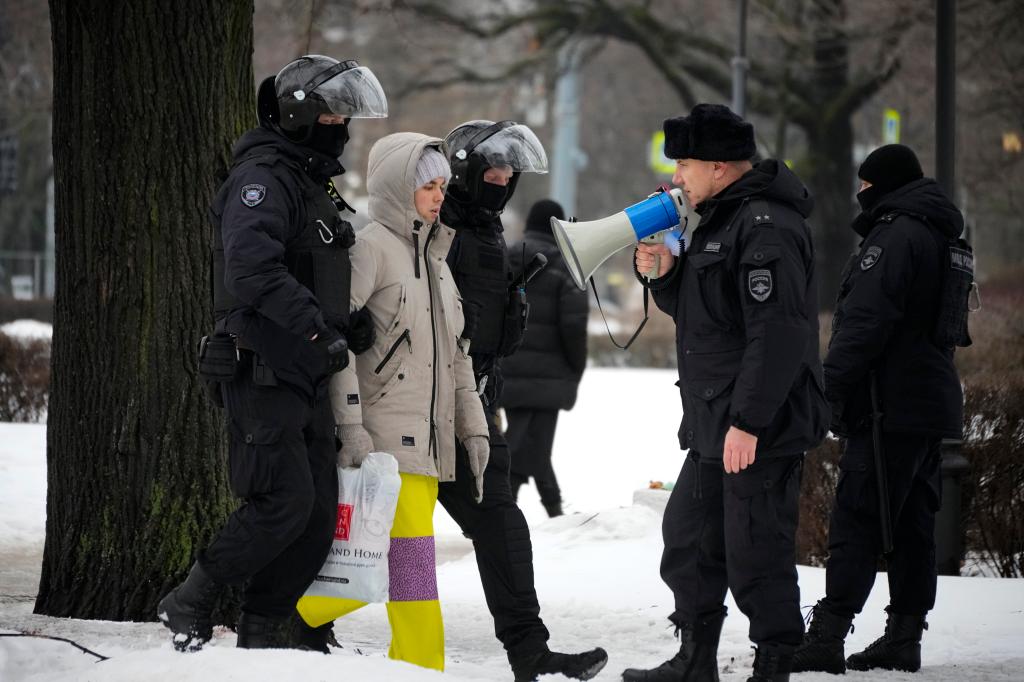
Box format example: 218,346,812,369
463,435,490,503
337,424,373,468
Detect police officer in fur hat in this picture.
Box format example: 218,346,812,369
625,104,829,682
792,144,969,675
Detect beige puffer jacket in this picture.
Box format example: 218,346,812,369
330,133,488,481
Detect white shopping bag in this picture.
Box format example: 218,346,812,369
303,452,401,603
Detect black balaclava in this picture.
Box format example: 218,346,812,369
305,121,350,159
477,181,510,212
856,143,923,213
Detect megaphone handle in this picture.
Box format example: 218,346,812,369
641,232,662,279
648,254,660,280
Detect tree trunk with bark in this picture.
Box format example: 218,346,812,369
36,0,255,621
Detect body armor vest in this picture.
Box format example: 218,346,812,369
450,226,512,355
211,153,353,333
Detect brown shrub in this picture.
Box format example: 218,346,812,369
961,375,1024,577
0,331,51,422
797,437,842,566
0,297,54,324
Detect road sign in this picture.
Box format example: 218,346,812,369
649,131,676,175
883,108,901,144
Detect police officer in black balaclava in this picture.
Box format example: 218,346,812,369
156,55,386,652
793,144,970,676
438,120,609,682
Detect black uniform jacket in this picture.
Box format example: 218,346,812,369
210,127,344,392
441,199,520,405
824,178,964,438
500,231,589,411
642,160,829,459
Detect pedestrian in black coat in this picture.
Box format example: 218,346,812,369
623,103,829,682
793,144,968,676
501,199,589,517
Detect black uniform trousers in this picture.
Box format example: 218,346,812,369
506,408,561,509
438,404,550,657
199,354,338,619
821,431,941,618
661,452,805,649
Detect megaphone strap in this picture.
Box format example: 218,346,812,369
590,276,649,351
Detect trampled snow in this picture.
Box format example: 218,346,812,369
2,368,1022,680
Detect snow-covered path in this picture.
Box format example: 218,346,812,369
2,369,1023,680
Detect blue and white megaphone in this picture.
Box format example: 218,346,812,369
551,188,687,290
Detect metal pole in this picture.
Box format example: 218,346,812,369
731,0,749,117
551,44,583,217
936,0,956,198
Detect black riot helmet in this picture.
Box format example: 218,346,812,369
257,55,387,148
444,120,548,212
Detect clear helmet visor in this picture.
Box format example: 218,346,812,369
463,124,548,173
314,65,388,119
278,60,388,119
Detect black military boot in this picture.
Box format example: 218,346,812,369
791,603,853,674
846,611,927,673
236,612,293,649
157,562,221,652
747,645,792,682
622,609,725,682
281,610,335,653
510,646,608,681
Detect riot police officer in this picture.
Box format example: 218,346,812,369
438,120,608,682
793,144,969,675
156,55,386,651
625,104,829,682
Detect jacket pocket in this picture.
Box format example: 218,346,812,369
367,360,409,407
687,252,735,332
227,418,284,499
374,328,411,375
681,375,735,456
384,284,408,336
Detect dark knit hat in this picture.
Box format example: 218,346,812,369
663,103,756,161
525,198,565,234
858,144,923,194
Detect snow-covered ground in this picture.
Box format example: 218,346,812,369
2,368,1023,681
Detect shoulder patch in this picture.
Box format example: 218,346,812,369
240,183,266,207
747,268,774,302
860,245,883,270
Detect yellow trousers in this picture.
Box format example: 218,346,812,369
297,472,444,671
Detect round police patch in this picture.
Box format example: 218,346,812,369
240,183,266,207
860,245,883,271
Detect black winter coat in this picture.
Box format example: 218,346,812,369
824,178,965,438
642,160,829,459
500,231,589,411
209,127,348,394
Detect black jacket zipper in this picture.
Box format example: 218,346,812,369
412,220,423,279
374,328,411,375
423,223,440,468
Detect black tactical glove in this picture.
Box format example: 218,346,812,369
346,307,376,355
497,293,527,357
314,327,349,375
